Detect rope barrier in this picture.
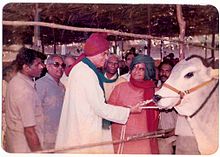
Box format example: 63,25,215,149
36,129,173,153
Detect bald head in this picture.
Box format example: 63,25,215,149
104,54,119,77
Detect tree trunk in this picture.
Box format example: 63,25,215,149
211,33,215,68
33,4,40,48
176,5,186,60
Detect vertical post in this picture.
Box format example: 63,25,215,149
160,40,164,60
53,42,56,54
176,5,186,60
53,27,56,54
211,33,215,68
147,5,151,56
33,4,40,49
40,34,45,53
121,40,124,53
204,35,207,59
147,39,151,56
114,40,117,54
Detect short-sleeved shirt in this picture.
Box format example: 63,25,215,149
5,72,43,153
36,73,65,149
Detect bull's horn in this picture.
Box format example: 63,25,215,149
210,69,219,79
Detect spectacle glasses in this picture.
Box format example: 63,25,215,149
52,62,66,69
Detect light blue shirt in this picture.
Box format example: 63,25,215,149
36,73,65,149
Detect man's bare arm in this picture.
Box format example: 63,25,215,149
24,126,42,152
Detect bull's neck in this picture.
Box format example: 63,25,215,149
186,80,218,154
189,80,218,118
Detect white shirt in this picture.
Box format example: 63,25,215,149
60,73,68,88
55,62,130,153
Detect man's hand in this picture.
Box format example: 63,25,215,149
129,101,143,113
24,126,42,152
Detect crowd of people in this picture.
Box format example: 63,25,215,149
2,33,199,154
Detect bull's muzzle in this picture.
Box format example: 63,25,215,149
153,94,162,103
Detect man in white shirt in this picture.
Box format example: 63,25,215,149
103,53,121,101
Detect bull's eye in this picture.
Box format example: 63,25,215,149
184,72,194,78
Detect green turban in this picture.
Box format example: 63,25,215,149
130,54,156,80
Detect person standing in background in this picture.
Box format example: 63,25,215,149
36,54,65,149
2,63,17,150
5,48,45,152
102,53,124,153
157,60,177,154
103,53,121,101
119,50,137,79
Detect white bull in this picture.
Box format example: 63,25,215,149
155,56,219,155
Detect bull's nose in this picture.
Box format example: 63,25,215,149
153,94,162,103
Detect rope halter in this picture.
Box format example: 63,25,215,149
162,78,216,107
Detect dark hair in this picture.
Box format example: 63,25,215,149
129,47,136,53
3,65,15,78
158,59,175,70
125,52,137,61
15,48,46,71
168,53,174,59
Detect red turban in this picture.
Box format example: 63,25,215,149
84,33,110,56
65,32,110,76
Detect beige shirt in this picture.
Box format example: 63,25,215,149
5,72,43,153
103,73,126,101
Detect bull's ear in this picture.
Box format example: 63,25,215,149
209,68,219,79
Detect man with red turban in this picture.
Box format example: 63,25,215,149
55,33,142,153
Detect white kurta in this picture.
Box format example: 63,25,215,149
55,62,130,153
60,73,68,88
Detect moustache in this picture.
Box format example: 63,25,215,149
160,75,168,79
